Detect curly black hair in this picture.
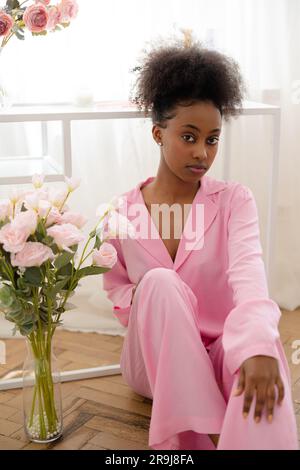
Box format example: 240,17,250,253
129,35,247,126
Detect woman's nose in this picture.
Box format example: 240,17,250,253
192,141,208,159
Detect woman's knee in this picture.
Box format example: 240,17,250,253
138,267,180,290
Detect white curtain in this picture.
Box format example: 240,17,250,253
0,0,299,338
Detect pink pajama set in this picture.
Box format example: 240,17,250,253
102,175,298,450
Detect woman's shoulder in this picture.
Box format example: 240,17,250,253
204,175,255,205
117,176,155,204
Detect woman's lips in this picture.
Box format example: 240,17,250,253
187,166,207,174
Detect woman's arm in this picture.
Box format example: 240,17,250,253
102,238,136,327
222,184,281,376
223,184,285,420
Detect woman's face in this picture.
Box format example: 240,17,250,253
152,100,222,183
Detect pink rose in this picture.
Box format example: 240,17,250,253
47,6,61,31
23,4,49,33
11,241,54,268
13,210,38,235
44,206,62,227
58,0,78,22
47,223,85,252
37,199,51,219
0,223,30,253
0,210,38,253
59,211,87,229
0,199,13,222
0,11,14,37
92,242,117,269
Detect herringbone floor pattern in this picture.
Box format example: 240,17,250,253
0,308,299,450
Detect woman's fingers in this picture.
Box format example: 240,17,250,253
276,375,285,405
233,367,245,396
265,382,276,422
242,379,255,419
240,377,284,423
254,381,268,423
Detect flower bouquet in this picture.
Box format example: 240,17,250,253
0,174,133,443
0,0,78,106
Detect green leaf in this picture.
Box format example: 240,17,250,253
24,267,43,286
5,301,24,323
36,220,46,239
0,217,10,229
15,32,25,41
41,235,55,246
51,277,70,296
76,266,110,280
6,0,20,10
94,235,102,250
19,321,35,336
54,251,75,271
57,262,73,278
0,285,15,308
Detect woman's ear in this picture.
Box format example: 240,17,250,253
152,124,162,145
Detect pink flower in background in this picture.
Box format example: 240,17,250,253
23,4,49,33
0,223,30,253
0,209,38,253
13,210,38,235
47,5,61,31
49,188,69,209
0,11,14,37
47,223,85,252
92,242,117,269
0,199,13,222
59,211,87,229
0,0,78,50
11,241,54,268
37,199,52,219
32,173,45,189
44,206,62,227
59,0,78,22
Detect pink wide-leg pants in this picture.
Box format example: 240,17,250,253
120,268,299,450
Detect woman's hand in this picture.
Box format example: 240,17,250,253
233,355,285,423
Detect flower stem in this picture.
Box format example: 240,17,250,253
26,293,60,440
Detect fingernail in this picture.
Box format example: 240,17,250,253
243,412,248,419
255,416,260,423
268,414,273,423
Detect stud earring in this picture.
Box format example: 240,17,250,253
158,142,163,146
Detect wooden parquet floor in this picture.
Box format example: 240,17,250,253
0,308,300,450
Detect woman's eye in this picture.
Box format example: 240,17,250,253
182,135,219,145
182,135,195,143
207,137,219,145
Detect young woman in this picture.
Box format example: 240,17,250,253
102,33,298,450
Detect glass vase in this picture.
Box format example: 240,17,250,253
23,331,63,443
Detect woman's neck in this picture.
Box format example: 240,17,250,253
150,168,201,203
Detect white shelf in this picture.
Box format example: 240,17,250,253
0,99,279,121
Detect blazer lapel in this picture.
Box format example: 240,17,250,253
124,175,228,270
